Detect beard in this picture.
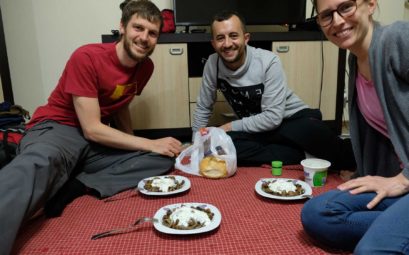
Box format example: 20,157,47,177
123,36,154,63
219,46,246,68
221,51,241,64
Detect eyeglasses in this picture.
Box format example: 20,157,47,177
316,0,358,27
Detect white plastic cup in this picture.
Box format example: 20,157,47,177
301,158,331,187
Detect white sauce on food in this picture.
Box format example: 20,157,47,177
268,180,297,193
151,177,176,192
170,206,211,227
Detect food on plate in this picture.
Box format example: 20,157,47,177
199,156,227,179
143,176,185,192
261,179,305,197
162,205,214,230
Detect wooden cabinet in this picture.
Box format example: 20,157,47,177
188,77,235,127
129,43,189,129
188,41,340,127
102,32,345,134
273,41,339,120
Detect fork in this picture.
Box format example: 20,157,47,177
91,217,158,240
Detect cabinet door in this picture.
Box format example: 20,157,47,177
189,77,226,102
188,77,235,127
129,44,189,129
190,102,236,127
273,41,338,120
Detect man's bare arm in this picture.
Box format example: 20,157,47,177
73,96,182,156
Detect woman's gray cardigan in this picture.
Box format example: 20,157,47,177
348,21,409,178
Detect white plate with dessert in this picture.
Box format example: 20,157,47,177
153,202,221,235
255,178,312,200
137,175,191,196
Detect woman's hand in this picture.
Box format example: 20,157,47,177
338,173,409,209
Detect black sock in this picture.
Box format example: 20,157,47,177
44,178,87,218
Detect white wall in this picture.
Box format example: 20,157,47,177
0,0,407,114
341,0,408,124
377,0,407,24
404,0,409,20
0,0,123,113
155,0,172,10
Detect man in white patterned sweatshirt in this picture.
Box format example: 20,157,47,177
192,10,355,169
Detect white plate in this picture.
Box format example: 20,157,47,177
255,178,312,200
137,175,191,196
153,202,222,235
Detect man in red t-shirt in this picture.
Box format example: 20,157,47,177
0,1,182,253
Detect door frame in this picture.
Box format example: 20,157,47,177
0,6,14,103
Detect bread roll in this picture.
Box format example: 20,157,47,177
199,156,227,179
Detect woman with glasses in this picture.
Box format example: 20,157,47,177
301,0,409,253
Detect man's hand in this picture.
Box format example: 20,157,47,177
73,96,183,156
219,122,232,132
338,173,409,209
149,137,182,157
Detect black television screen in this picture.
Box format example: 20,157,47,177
173,0,306,27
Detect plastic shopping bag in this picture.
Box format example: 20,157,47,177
175,127,237,178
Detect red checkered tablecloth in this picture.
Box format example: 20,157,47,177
13,166,350,255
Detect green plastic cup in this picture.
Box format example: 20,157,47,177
271,161,283,176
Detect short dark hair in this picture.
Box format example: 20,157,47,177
210,10,247,36
119,0,163,31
